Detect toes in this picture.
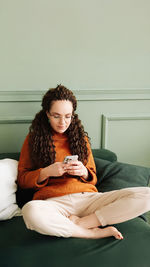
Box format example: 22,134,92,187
116,232,123,240
110,227,123,240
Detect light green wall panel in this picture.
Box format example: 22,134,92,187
102,115,150,167
0,123,31,153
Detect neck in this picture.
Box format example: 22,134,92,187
52,131,67,138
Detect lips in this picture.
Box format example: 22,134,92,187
57,125,66,130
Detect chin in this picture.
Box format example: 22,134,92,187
56,128,67,133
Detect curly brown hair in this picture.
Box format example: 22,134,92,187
29,85,90,168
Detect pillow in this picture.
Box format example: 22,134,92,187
92,149,117,162
94,158,150,192
0,159,21,220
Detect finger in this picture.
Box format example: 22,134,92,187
67,170,82,176
67,160,80,166
65,165,81,171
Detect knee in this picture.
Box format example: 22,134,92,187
142,186,150,197
22,201,41,229
22,201,38,217
129,187,150,202
145,186,150,193
124,187,150,197
136,186,150,196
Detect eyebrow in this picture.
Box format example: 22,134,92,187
51,112,72,115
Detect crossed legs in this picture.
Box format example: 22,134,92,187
22,187,150,240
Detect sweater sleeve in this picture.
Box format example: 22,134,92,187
17,134,48,189
80,138,97,185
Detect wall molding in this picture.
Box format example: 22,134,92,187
101,114,150,149
0,88,150,102
0,116,33,124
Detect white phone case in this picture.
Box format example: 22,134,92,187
63,155,78,163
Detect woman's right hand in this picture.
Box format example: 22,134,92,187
47,162,66,177
38,162,66,184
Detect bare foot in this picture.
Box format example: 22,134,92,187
69,215,123,240
91,226,123,240
72,225,123,240
71,225,123,239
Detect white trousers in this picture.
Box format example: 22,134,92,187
22,187,150,238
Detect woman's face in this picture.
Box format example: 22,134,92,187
46,100,73,134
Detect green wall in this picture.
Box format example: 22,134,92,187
0,1,150,167
0,0,150,90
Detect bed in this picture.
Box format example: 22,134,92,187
0,149,150,267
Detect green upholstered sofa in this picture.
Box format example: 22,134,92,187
0,149,150,267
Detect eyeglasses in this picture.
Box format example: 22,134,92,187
49,113,74,121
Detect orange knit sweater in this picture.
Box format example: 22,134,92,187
17,133,98,200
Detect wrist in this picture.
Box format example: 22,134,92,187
38,166,50,183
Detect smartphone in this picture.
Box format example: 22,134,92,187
63,155,78,164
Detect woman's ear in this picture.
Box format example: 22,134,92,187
46,111,50,119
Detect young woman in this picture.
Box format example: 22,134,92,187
17,85,150,240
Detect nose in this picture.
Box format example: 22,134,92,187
59,117,66,124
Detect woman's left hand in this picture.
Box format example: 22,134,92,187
64,160,89,179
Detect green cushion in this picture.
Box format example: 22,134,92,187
94,158,150,191
92,148,117,162
0,153,20,161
